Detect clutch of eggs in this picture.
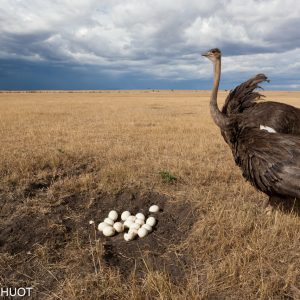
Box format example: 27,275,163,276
94,206,159,240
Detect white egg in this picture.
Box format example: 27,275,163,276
108,210,118,221
135,218,145,226
135,213,145,220
127,215,136,222
104,218,114,226
142,224,152,232
124,229,137,241
113,222,124,233
138,227,148,238
146,217,156,227
149,205,159,213
124,233,131,241
121,211,131,221
102,226,115,237
89,220,95,225
98,222,109,232
128,228,138,236
130,223,140,231
124,220,134,228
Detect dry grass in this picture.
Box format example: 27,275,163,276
0,90,300,299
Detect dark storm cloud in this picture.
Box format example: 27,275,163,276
0,0,300,89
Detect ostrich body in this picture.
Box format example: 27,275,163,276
222,74,300,136
202,48,300,203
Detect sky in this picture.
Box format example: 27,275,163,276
0,0,300,90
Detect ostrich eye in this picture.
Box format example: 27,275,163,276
211,50,216,53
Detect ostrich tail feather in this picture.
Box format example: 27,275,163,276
222,74,269,116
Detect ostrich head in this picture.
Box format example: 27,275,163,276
202,48,221,62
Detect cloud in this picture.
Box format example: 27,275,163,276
0,0,300,89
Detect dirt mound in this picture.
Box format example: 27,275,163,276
0,189,194,283
87,191,194,280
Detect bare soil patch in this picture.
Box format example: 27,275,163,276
0,189,195,288
92,190,194,280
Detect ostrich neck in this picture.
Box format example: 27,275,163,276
209,58,228,129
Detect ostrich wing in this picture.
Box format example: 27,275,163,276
237,129,300,199
222,74,268,116
244,102,300,135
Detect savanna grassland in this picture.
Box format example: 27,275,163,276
0,90,300,299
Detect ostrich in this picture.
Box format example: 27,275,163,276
202,48,300,208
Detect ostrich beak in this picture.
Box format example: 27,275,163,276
201,52,209,57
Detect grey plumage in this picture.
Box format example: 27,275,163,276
229,124,300,199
